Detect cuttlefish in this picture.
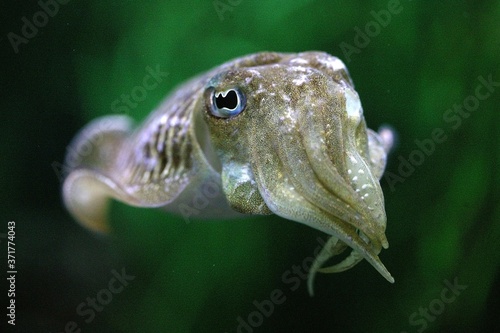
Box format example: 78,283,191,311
62,51,395,295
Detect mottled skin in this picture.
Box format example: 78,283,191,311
63,52,394,295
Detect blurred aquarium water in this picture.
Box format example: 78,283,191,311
1,0,498,332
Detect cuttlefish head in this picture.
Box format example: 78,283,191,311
200,52,394,287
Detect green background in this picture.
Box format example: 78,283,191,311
1,0,498,332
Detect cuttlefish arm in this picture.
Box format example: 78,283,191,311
63,52,394,294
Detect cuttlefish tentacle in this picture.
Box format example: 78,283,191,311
307,125,395,294
307,236,344,296
250,138,391,281
307,232,369,296
63,51,394,295
298,94,387,249
319,230,370,274
271,118,387,264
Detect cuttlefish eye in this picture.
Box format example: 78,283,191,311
208,87,246,118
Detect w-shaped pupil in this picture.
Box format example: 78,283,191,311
215,90,238,110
